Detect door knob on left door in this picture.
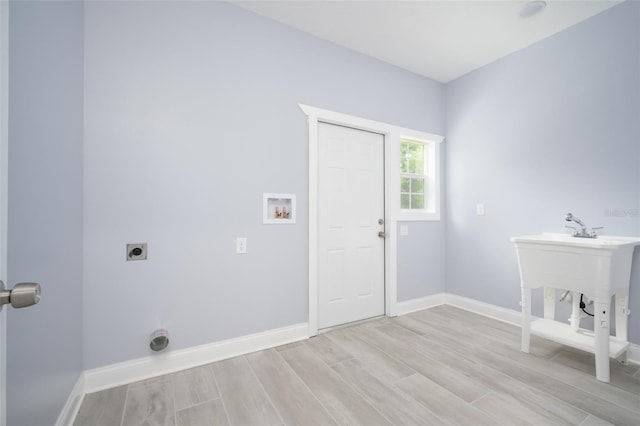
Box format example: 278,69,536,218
0,280,41,311
378,231,386,238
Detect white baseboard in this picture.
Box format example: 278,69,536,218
395,292,447,316
55,373,85,426
443,293,522,326
70,292,640,423
84,322,308,393
628,344,640,365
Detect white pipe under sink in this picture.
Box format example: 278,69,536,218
569,291,582,332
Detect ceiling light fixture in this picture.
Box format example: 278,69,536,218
519,0,547,18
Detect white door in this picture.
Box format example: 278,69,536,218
318,122,385,329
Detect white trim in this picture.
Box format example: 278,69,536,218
84,322,308,393
395,293,447,316
55,374,85,426
444,293,522,326
384,128,398,318
628,343,640,366
300,104,444,334
299,105,443,143
306,112,319,335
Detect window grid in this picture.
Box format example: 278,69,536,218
400,140,428,210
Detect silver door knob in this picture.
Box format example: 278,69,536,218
0,280,41,311
378,231,386,238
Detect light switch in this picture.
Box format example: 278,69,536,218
476,203,485,216
400,225,409,236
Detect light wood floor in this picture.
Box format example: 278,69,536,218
74,305,640,426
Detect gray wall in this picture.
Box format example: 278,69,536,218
83,1,445,369
7,1,84,425
397,220,447,301
445,1,640,344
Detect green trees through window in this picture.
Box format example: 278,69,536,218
400,141,426,209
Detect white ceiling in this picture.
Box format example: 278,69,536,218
232,0,622,83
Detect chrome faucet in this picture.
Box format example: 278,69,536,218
565,213,601,238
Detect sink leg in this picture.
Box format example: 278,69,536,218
593,300,610,383
615,293,628,342
521,287,531,353
619,351,628,365
615,293,629,365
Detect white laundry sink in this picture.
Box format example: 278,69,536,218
512,233,640,300
511,232,640,382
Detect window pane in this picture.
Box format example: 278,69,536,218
411,178,424,193
400,140,431,211
401,178,411,192
411,194,424,209
407,143,424,174
401,141,424,174
400,142,409,172
413,155,424,174
401,194,410,209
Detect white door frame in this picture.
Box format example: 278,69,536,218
0,0,9,424
302,104,443,336
303,105,421,336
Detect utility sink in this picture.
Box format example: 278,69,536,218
512,233,640,300
512,233,640,382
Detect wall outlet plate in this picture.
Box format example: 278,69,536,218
236,237,247,254
127,243,148,261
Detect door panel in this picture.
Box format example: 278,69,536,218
318,122,385,329
327,250,346,303
1,0,8,422
3,2,84,424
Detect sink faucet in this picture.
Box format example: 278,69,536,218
565,213,601,238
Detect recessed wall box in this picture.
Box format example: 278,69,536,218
263,193,296,224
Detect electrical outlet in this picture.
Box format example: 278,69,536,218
476,203,485,216
236,237,247,254
127,243,147,261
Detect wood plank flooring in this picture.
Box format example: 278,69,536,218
74,306,640,426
